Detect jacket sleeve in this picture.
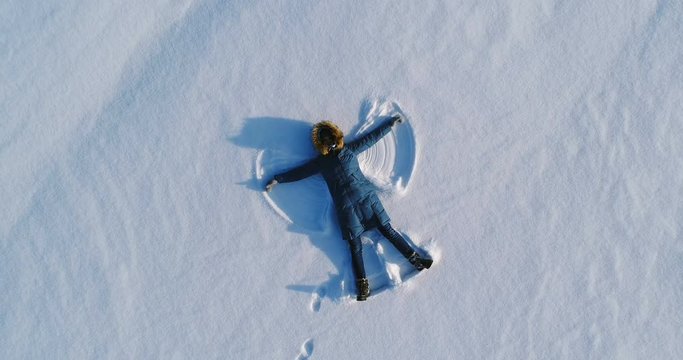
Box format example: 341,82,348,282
274,158,319,183
347,121,393,154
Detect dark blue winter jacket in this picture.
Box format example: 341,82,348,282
274,121,394,240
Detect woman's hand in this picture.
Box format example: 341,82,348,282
266,178,278,192
390,115,403,126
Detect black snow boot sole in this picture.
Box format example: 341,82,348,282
409,253,433,271
356,278,370,301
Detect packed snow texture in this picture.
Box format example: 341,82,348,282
2,0,682,359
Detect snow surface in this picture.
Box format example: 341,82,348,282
2,0,682,358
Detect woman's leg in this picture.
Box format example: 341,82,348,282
348,237,370,300
377,223,415,258
378,223,433,270
348,237,366,279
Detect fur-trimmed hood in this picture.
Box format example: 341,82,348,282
312,121,344,155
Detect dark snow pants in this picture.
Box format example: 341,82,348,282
348,223,416,280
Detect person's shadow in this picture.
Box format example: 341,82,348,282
229,116,353,304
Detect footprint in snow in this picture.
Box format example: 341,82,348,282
295,338,314,360
310,286,325,313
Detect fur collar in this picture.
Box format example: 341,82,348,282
312,121,344,155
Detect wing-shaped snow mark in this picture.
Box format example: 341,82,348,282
256,149,332,233
355,98,417,195
237,116,332,232
295,338,315,360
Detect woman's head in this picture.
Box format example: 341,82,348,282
312,121,344,155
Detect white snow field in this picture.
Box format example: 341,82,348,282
2,0,682,358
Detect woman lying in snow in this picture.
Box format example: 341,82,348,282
266,117,432,301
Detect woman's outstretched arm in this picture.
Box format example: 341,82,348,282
266,158,319,192
347,116,401,154
274,158,320,183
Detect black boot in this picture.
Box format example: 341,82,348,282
356,278,370,301
408,252,433,271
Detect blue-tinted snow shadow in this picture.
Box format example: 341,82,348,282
229,117,354,301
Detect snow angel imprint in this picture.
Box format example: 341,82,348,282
266,117,432,301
